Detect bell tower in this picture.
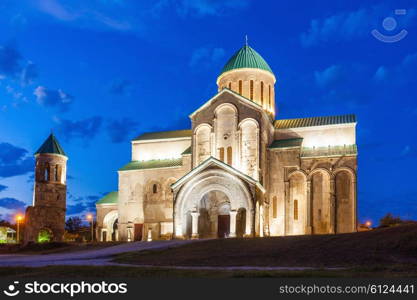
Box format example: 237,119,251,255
24,133,68,243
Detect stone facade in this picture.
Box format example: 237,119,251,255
96,45,358,241
24,151,68,243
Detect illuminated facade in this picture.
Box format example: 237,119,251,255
96,44,358,241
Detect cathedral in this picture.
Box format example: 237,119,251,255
96,44,358,242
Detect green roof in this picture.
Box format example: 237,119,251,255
96,191,118,205
181,146,192,155
119,158,183,171
133,130,192,141
220,45,273,76
275,114,356,129
269,138,303,149
35,133,66,156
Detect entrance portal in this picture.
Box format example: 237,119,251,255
218,215,230,238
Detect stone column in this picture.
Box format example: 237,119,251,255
229,210,237,238
330,179,336,234
191,212,200,239
306,180,312,234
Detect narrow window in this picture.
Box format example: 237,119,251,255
238,80,242,94
45,163,50,181
228,82,231,89
153,184,158,194
294,199,298,220
260,81,264,105
219,147,225,162
54,165,59,181
273,196,277,218
227,146,232,165
268,85,271,108
250,80,254,100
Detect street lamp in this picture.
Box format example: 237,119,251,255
16,214,23,243
365,221,372,228
87,214,94,242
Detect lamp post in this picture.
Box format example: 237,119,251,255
87,214,94,242
16,215,23,243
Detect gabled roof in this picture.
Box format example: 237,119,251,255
269,138,303,149
119,158,183,171
220,45,273,76
189,88,266,119
132,129,192,141
96,191,118,205
171,156,265,193
181,146,192,155
274,114,356,129
35,133,66,156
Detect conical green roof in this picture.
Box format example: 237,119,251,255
35,133,66,156
220,45,273,76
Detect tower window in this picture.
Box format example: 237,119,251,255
227,146,232,165
260,81,264,105
219,147,225,162
228,82,231,89
44,163,50,181
268,85,271,108
273,196,277,218
294,199,298,220
250,80,254,100
153,184,158,194
238,80,242,94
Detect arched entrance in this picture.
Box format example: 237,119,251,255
174,169,254,239
37,228,53,243
102,210,118,241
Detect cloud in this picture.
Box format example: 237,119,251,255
66,203,86,215
34,86,73,112
0,185,7,193
67,194,100,215
189,46,225,68
20,61,38,86
0,45,22,77
0,197,27,210
300,6,416,47
107,118,139,143
55,116,103,142
0,142,34,178
373,66,387,81
314,65,343,88
109,79,132,95
175,0,250,17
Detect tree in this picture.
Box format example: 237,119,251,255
65,217,83,233
379,213,403,228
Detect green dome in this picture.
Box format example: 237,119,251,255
220,45,273,76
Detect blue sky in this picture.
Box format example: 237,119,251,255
0,0,416,226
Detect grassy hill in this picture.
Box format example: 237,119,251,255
116,223,417,268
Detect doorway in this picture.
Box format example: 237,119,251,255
217,215,230,238
134,223,143,241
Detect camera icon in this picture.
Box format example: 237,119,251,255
3,281,20,297
372,9,408,43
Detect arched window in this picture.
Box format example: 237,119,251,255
260,81,264,105
44,163,50,181
54,165,59,181
238,80,242,94
227,146,232,165
268,85,271,108
273,196,277,218
152,184,158,194
250,80,254,100
219,147,225,162
228,82,231,89
294,199,298,220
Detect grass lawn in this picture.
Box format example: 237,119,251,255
1,264,417,278
0,242,123,255
114,224,417,268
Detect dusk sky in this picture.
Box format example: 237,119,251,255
0,0,416,225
